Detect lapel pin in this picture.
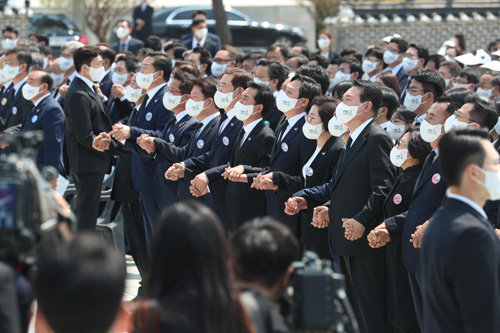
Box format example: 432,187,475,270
322,152,326,155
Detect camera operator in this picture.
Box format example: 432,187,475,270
230,217,300,333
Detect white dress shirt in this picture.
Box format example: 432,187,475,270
145,82,166,108
240,118,262,147
280,112,306,141
349,118,372,145
219,108,236,134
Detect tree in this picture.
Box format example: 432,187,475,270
298,0,341,32
212,0,232,45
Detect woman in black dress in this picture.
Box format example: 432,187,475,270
368,127,431,332
252,96,344,258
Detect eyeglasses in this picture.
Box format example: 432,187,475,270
454,110,476,123
214,58,233,63
396,141,409,148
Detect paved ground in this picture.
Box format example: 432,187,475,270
124,255,140,301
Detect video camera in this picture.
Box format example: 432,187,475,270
288,251,359,333
0,131,62,265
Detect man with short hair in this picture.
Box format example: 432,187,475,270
437,61,461,92
452,69,479,93
241,51,265,75
267,44,289,64
231,217,299,332
330,56,362,89
376,86,400,129
132,0,154,42
96,44,116,100
286,54,309,73
476,71,497,101
1,26,18,50
21,70,65,174
182,19,220,57
186,46,212,77
420,128,500,332
403,69,445,123
211,45,238,78
113,19,144,54
383,37,409,86
181,9,222,55
106,55,139,124
57,41,85,106
35,233,127,333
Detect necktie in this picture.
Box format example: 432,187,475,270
420,150,436,178
218,112,229,134
333,136,352,181
194,122,203,138
277,120,289,143
132,94,149,125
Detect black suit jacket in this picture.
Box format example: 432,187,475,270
64,77,119,174
99,71,113,99
106,96,134,125
207,120,276,230
0,82,33,133
132,4,154,41
420,198,500,332
182,32,221,57
329,120,396,256
263,104,285,132
113,37,145,55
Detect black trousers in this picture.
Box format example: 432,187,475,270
408,271,423,331
73,173,104,231
122,201,149,281
339,254,388,333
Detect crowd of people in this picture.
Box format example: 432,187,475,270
1,3,500,332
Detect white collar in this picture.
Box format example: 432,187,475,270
368,73,379,82
243,118,262,134
379,120,390,129
391,62,403,75
67,70,77,83
320,51,330,58
13,77,27,93
285,111,306,128
192,35,207,48
76,74,94,90
225,107,236,121
121,36,131,44
447,192,488,220
200,112,219,127
350,118,373,144
33,93,51,108
175,110,188,122
146,82,167,100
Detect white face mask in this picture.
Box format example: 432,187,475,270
116,27,129,39
420,120,442,143
336,102,363,124
163,92,184,110
214,90,234,109
276,90,298,113
136,71,158,89
452,83,472,90
386,122,406,140
317,38,330,49
362,59,378,74
328,77,337,90
402,57,419,72
383,50,399,65
88,65,106,82
22,83,41,100
59,57,74,72
0,68,7,84
194,28,208,40
2,64,19,81
112,71,129,85
390,147,409,167
477,167,500,201
328,116,348,137
493,116,500,135
444,78,452,88
2,38,16,50
124,85,143,102
42,57,48,70
253,77,269,86
476,87,493,100
444,55,454,62
185,98,206,117
211,62,227,77
302,120,323,140
403,93,423,112
444,114,471,133
333,71,351,85
51,73,65,86
234,101,255,121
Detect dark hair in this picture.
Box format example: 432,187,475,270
380,86,401,120
340,49,363,63
173,45,188,59
458,69,479,85
147,52,172,81
464,95,498,130
317,29,333,41
288,54,309,69
309,54,329,69
195,76,218,99
444,87,474,107
296,64,330,95
247,81,275,116
405,126,432,164
439,61,461,77
73,46,100,73
333,80,353,100
192,9,208,20
31,31,49,45
365,47,384,62
224,67,253,90
2,25,18,36
230,217,299,288
98,45,116,65
352,80,382,114
116,55,139,73
393,108,417,124
427,54,445,69
340,56,363,77
176,62,200,77
192,46,212,69
435,96,461,117
35,233,125,333
411,69,445,100
191,18,206,29
117,19,131,28
221,44,239,62
257,58,287,90
40,71,54,91
173,70,197,94
377,72,402,97
291,44,310,58
39,45,52,57
242,51,265,63
145,35,162,51
492,75,500,88
439,128,490,186
454,34,467,52
291,74,322,112
389,38,409,54
137,47,153,58
146,201,253,333
408,44,429,66
312,95,337,130
163,40,184,53
5,47,32,71
267,43,290,59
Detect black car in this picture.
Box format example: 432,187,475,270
152,6,306,50
29,13,88,55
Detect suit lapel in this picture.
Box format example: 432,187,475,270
236,120,264,162
413,159,440,196
270,117,305,164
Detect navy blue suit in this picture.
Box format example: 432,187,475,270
99,71,113,99
183,115,243,220
106,96,134,125
113,37,145,55
22,95,65,174
124,84,172,248
395,66,408,88
152,113,198,210
0,82,33,133
181,32,221,57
